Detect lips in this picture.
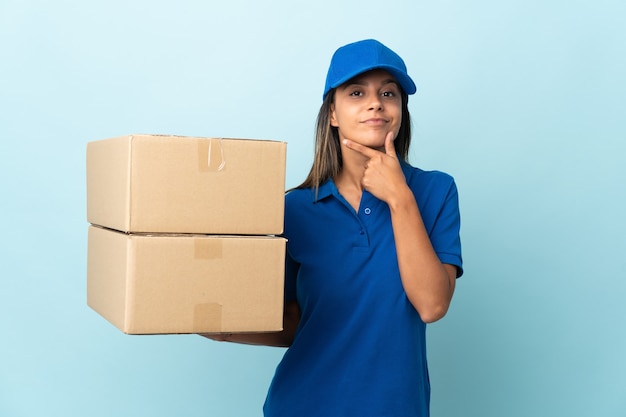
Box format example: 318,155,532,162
362,118,388,125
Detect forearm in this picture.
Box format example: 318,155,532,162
388,186,455,323
199,330,293,347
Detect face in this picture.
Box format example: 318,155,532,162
330,69,402,151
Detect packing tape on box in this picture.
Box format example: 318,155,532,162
197,137,226,172
193,238,225,331
194,303,223,331
194,238,223,259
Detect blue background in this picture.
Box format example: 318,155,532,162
1,1,625,416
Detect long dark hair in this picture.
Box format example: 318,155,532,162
295,88,412,192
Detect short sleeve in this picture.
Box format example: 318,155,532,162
430,178,463,277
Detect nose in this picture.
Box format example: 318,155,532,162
368,96,383,111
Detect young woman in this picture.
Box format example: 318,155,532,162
203,39,463,417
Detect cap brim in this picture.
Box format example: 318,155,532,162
327,65,416,98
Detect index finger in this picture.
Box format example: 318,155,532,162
342,139,382,159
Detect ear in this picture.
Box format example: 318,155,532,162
329,103,339,127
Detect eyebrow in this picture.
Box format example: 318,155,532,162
342,77,399,88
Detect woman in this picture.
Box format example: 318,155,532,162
204,39,463,417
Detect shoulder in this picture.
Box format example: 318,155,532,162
283,186,325,246
285,187,315,206
401,162,457,193
284,187,318,223
401,162,461,227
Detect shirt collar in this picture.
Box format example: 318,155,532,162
311,178,336,203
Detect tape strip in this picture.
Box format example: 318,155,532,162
194,238,223,259
208,138,226,171
197,138,226,172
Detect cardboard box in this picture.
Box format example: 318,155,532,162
87,225,286,334
86,134,286,234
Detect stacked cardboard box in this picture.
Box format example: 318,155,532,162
86,134,287,334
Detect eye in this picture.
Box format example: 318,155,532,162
349,89,363,97
381,90,396,98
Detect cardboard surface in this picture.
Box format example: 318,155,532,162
86,134,286,234
87,225,285,334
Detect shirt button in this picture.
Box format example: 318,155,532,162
359,229,365,235
364,207,371,215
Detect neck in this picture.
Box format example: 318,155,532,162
333,143,370,212
336,143,368,189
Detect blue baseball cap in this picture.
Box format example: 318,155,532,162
323,39,417,100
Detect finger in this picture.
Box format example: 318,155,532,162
342,139,381,159
384,132,397,157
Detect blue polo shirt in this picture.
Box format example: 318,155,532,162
264,162,463,417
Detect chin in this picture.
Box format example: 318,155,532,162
365,138,387,149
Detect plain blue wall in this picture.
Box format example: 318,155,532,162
1,1,624,416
